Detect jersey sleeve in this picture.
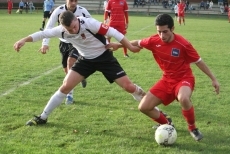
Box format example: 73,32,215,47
139,37,154,51
31,26,62,42
184,43,201,63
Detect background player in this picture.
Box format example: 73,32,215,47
39,0,91,105
104,0,129,57
178,0,186,25
40,0,54,31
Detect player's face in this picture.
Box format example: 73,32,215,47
66,0,77,11
64,18,79,34
156,25,174,43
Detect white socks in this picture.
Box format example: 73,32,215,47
131,84,146,102
40,90,66,120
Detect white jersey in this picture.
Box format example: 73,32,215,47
174,5,178,13
31,17,124,59
42,4,91,46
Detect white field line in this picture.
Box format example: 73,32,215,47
0,24,153,97
0,66,62,97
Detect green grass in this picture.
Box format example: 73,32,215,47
0,10,230,154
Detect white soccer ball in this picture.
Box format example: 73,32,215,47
155,124,177,145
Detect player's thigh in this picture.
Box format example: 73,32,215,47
60,70,84,93
96,51,126,83
176,78,194,105
150,80,176,106
139,91,163,110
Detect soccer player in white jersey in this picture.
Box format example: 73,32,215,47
40,0,91,105
14,11,173,126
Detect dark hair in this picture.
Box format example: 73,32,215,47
155,14,174,29
59,10,75,27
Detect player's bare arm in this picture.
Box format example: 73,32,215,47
13,36,33,52
195,60,220,94
106,37,141,53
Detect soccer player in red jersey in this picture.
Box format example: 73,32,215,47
228,6,230,23
7,0,13,14
178,0,186,25
109,14,220,141
104,0,129,57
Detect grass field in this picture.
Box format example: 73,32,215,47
0,10,230,154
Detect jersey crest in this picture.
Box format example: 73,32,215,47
81,33,86,39
171,48,180,57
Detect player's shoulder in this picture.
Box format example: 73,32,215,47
55,4,66,11
174,34,191,46
77,5,86,10
52,4,66,14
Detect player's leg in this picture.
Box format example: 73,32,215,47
178,16,181,25
116,77,174,127
26,70,84,126
140,80,174,127
68,46,87,88
176,80,203,141
182,15,185,25
101,52,173,125
40,12,47,31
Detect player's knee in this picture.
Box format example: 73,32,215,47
138,101,150,113
178,96,191,108
60,81,72,94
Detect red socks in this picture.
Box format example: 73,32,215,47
182,106,196,131
152,112,168,124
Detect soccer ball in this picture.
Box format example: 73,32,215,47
155,124,177,145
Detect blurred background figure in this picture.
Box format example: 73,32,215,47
18,0,24,14
209,0,213,9
29,0,35,13
40,0,54,31
7,0,13,14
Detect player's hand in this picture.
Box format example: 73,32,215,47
39,45,49,54
105,42,120,51
212,79,220,94
13,40,25,52
125,23,128,29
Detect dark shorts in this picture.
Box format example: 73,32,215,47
59,41,79,68
43,11,51,18
19,6,23,9
71,50,127,83
175,13,178,17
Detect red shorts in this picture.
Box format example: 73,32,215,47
109,24,126,35
149,77,195,106
178,12,185,17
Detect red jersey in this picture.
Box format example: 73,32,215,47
8,0,13,8
106,0,128,25
139,34,200,81
178,2,185,13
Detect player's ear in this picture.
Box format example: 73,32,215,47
171,26,175,32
